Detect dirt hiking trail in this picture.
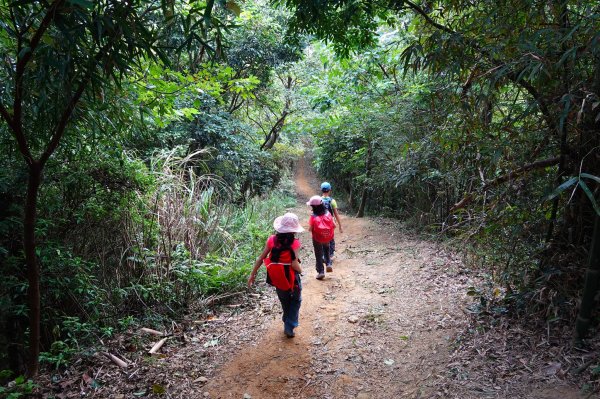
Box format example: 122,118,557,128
200,160,582,399
204,159,469,398
39,160,585,398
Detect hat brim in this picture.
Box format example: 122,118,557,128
276,226,305,233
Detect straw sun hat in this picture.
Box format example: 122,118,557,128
273,212,304,233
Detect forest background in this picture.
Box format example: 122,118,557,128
0,0,599,392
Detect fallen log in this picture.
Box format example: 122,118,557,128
140,327,164,336
101,352,129,368
148,337,169,355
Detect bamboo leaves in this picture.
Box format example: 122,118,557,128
545,173,600,216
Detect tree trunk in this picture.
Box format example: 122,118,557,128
574,215,600,343
544,0,571,244
356,142,373,218
260,111,288,150
25,162,42,377
356,186,368,218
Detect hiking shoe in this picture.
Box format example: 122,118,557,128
284,328,295,338
326,264,333,273
316,273,325,280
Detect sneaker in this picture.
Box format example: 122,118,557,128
326,264,333,273
284,328,295,338
316,273,325,280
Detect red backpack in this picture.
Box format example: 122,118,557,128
312,213,335,243
264,249,296,291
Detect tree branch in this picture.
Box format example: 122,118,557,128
450,156,561,212
39,79,88,166
0,102,12,126
377,62,394,84
40,39,116,166
0,100,34,165
403,0,455,35
400,0,558,135
510,75,557,133
14,0,65,125
260,110,288,150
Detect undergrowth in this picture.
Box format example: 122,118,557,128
0,149,297,375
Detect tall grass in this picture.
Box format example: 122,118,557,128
31,149,296,369
117,148,296,314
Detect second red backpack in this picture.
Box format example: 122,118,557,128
312,213,335,243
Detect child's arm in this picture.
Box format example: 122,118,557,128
248,244,270,287
291,249,302,273
333,208,343,233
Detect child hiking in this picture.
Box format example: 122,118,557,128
307,195,335,280
320,182,343,259
248,212,304,338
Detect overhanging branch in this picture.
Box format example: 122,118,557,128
39,32,122,166
398,0,558,135
450,156,560,212
14,0,66,125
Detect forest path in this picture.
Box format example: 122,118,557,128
203,159,472,398
38,158,585,398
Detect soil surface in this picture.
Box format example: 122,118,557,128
199,159,585,399
36,159,592,398
203,158,472,399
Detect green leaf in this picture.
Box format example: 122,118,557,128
578,180,600,216
67,0,93,8
0,370,13,379
544,177,578,201
17,46,30,59
152,384,166,394
581,173,600,185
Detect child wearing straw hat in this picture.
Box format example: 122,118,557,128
248,212,304,338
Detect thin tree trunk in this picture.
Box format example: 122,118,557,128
574,215,600,343
356,141,372,218
260,111,288,150
544,0,571,244
356,187,368,218
25,162,42,376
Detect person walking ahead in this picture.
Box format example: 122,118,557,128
307,195,335,280
248,213,303,338
320,182,343,262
